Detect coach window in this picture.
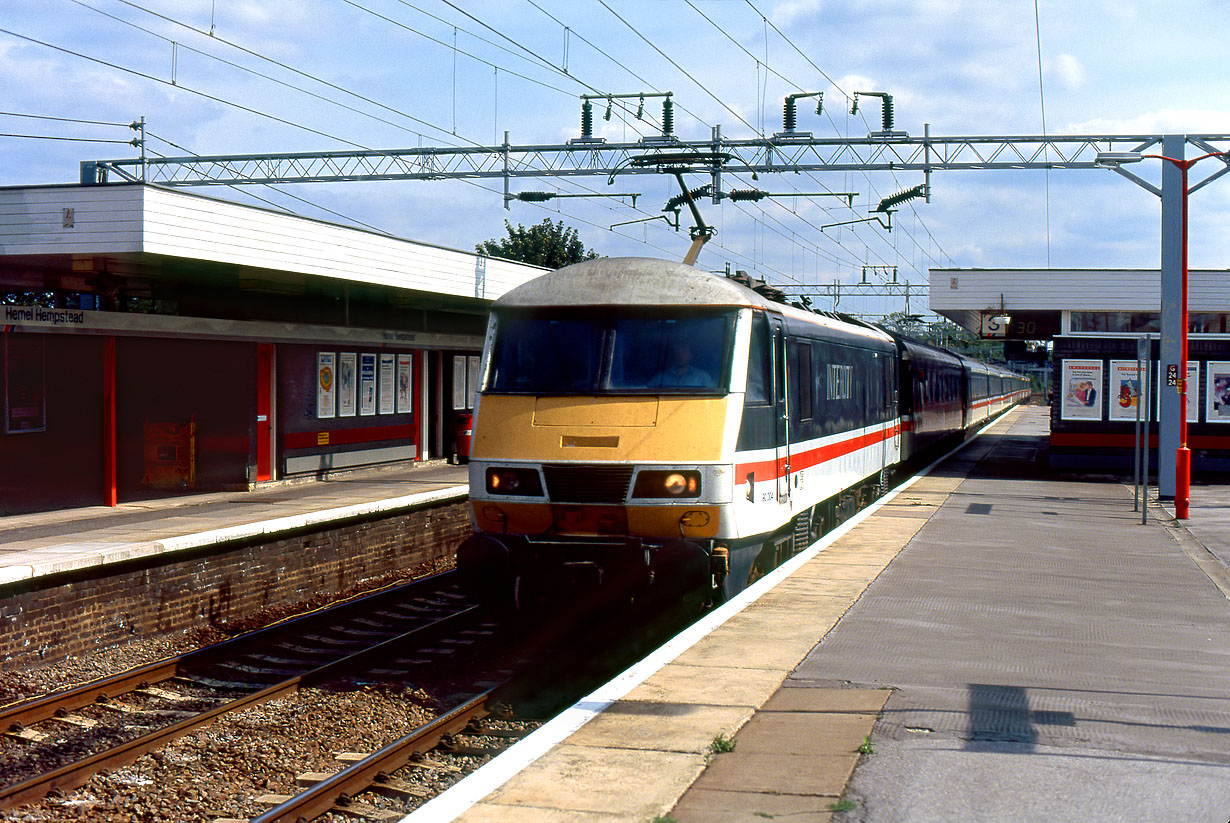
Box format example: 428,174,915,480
790,340,813,423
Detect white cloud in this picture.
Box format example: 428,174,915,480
1051,54,1087,91
771,0,825,28
1069,109,1230,134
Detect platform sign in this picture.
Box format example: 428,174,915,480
316,352,336,419
1207,361,1230,423
980,314,1010,338
1060,359,1103,420
1158,361,1199,422
1108,360,1143,422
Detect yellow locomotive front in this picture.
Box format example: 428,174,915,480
459,258,757,607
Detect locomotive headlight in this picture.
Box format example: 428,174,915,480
485,467,543,496
663,473,689,495
633,469,702,499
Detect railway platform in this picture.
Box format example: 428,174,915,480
0,461,468,587
409,405,1230,823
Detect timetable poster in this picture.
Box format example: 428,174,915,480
359,353,377,416
1157,361,1199,423
396,354,414,413
316,352,336,419
1208,361,1230,423
1061,359,1102,420
378,353,395,415
338,352,357,417
1107,360,1143,422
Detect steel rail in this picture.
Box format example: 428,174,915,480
0,570,457,731
252,688,498,823
0,577,474,810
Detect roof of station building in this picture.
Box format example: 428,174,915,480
0,182,546,305
930,267,1230,337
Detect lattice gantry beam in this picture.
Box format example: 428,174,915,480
82,133,1230,187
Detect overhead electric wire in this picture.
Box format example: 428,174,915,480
0,22,603,249
0,133,136,143
2,6,816,282
90,0,468,146
578,3,897,280
333,0,572,96
740,0,952,267
0,111,132,128
1034,0,1051,267
0,26,373,150
69,0,657,238
146,130,397,236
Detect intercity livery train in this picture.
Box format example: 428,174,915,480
457,257,1028,608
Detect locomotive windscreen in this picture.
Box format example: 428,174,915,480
487,308,734,394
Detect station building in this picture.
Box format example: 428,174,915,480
0,183,544,514
931,267,1230,469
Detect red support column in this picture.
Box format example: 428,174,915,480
256,342,275,483
102,336,117,506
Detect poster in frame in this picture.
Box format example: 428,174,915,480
1206,361,1230,423
1060,359,1103,421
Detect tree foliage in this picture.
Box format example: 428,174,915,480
476,218,599,269
880,311,1004,361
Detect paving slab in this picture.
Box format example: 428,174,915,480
692,751,860,795
731,711,875,754
623,663,785,707
566,701,752,753
671,788,836,823
480,744,705,817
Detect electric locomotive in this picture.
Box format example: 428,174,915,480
458,257,907,607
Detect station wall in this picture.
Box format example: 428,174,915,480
0,333,105,512
0,498,470,669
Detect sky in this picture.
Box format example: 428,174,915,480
3,0,1230,320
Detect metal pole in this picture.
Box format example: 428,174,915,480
1142,337,1153,526
1175,159,1191,519
1158,134,1185,500
1134,335,1145,511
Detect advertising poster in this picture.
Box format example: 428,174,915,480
4,334,46,434
396,354,414,413
378,353,395,415
1107,360,1143,422
338,352,356,417
1207,361,1230,423
359,352,377,416
467,355,481,409
316,352,336,419
1060,359,1103,420
452,355,468,411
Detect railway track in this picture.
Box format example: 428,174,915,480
0,571,492,812
248,688,529,823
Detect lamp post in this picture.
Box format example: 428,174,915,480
1096,147,1230,520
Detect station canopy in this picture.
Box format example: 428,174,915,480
929,268,1230,341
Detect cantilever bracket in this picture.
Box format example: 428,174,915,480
820,213,893,233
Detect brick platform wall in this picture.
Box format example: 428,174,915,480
0,500,471,669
